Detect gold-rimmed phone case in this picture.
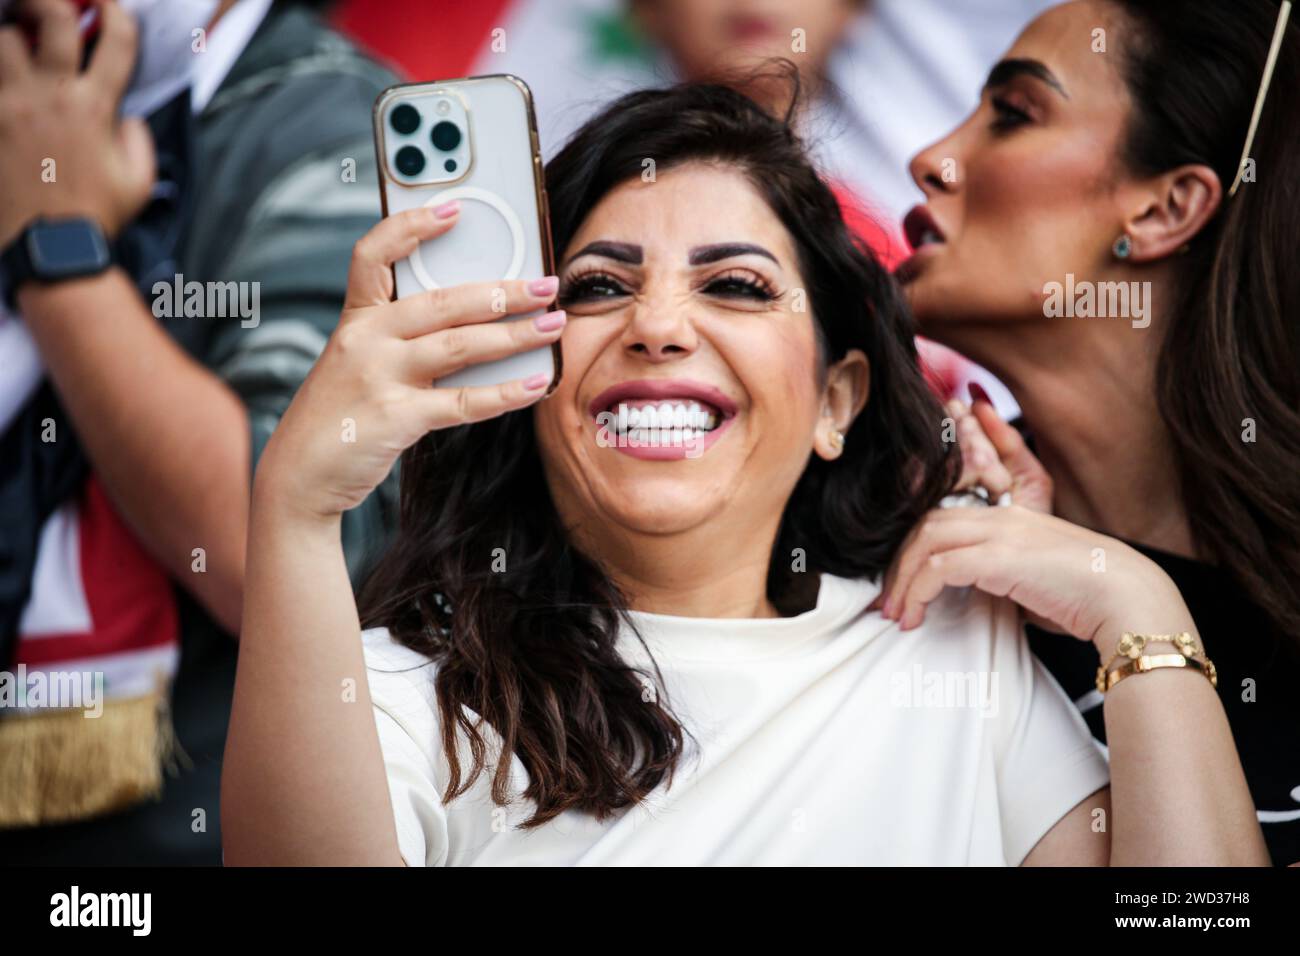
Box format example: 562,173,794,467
372,74,560,393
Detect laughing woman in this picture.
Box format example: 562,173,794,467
899,0,1300,864
221,83,1267,865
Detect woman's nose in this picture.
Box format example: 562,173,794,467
909,133,962,197
621,298,699,362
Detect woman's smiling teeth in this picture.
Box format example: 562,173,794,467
605,400,721,445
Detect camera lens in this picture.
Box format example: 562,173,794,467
395,146,426,177
390,104,420,135
444,159,458,173
430,121,461,151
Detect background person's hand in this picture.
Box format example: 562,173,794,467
0,0,155,245
253,204,565,521
875,504,1193,659
947,383,1053,513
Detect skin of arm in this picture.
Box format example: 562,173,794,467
1024,654,1266,866
1098,634,1267,866
18,273,250,633
1023,635,1267,866
221,493,404,866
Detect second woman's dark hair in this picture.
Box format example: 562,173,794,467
1110,0,1300,653
358,76,957,826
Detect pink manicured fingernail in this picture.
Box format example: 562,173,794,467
522,373,550,391
528,276,559,297
533,310,566,332
432,200,460,219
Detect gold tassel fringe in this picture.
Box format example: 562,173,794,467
0,690,190,828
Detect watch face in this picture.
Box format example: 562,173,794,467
27,219,110,278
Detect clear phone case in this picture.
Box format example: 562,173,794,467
372,74,559,391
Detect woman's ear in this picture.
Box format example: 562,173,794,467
1124,163,1222,262
814,349,869,461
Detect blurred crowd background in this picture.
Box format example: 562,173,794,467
332,0,1057,412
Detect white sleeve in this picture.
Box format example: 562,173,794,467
363,628,452,866
372,703,450,867
988,599,1110,865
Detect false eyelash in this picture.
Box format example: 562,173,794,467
557,268,780,304
558,269,628,304
702,269,778,301
990,96,1032,131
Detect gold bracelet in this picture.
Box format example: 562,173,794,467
1101,631,1194,671
1097,653,1218,692
1095,632,1218,693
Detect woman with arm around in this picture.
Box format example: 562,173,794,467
899,0,1300,864
222,81,1267,866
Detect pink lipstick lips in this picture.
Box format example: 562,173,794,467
588,378,739,460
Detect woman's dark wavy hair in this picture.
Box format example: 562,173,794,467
1108,0,1300,652
358,73,958,826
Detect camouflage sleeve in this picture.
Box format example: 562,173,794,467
204,139,398,587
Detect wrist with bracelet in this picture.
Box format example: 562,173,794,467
1095,631,1218,694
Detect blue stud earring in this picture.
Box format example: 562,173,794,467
1112,234,1133,260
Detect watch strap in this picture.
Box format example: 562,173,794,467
0,218,112,310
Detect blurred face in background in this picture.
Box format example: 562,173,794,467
899,0,1142,353
633,0,864,107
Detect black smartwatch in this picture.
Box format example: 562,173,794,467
0,217,112,310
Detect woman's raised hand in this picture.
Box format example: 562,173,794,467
253,205,565,519
876,504,1192,658
948,384,1053,513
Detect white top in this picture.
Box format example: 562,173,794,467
363,575,1108,866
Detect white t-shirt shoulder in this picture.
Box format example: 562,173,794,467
362,576,1108,866
360,630,452,866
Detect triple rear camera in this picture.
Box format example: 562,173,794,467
389,101,463,178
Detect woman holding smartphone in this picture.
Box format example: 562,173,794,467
899,0,1300,864
221,80,1266,865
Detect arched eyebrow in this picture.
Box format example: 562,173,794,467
983,58,1070,99
688,243,778,265
561,240,780,268
562,241,643,269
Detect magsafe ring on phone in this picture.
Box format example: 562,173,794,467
372,75,559,393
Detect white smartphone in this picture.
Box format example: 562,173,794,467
372,74,560,392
